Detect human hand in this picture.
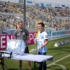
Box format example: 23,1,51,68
37,47,41,50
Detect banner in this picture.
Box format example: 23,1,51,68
0,32,36,50
54,40,70,47
1,28,70,50
28,32,36,44
46,28,70,41
0,34,14,50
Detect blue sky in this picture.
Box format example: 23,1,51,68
0,0,70,5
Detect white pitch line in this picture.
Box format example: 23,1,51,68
48,54,70,66
53,64,67,70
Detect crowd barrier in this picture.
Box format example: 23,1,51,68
46,28,70,41
0,28,70,50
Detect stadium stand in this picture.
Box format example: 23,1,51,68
8,5,22,14
0,1,70,32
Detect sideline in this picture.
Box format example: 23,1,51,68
47,54,70,70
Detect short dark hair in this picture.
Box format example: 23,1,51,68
38,22,44,27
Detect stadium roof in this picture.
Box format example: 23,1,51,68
0,0,70,9
0,0,70,5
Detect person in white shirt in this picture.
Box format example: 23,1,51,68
35,22,48,70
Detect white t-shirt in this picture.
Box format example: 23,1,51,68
37,31,48,53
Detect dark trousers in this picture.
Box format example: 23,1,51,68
38,52,46,70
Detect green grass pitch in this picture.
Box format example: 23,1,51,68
0,37,70,70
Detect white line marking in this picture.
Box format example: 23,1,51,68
53,64,67,70
48,54,70,66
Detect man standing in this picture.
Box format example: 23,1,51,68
14,20,31,70
35,22,48,70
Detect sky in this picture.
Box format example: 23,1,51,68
0,0,70,5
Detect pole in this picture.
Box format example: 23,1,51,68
23,0,26,28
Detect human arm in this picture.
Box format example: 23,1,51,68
25,29,29,41
37,39,48,50
13,30,17,39
34,38,37,44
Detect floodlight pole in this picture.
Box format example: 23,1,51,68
23,0,26,28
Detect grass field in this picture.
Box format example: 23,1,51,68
0,37,70,70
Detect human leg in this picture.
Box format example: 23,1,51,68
25,47,31,70
18,60,22,70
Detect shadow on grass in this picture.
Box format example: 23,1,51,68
8,67,39,70
7,66,70,70
8,69,17,70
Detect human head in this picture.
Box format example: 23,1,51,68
17,20,23,29
37,22,45,32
